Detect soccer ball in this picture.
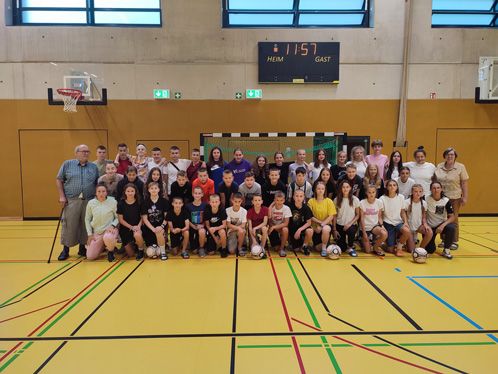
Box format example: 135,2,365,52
146,245,160,258
412,247,428,264
251,245,264,259
326,244,341,260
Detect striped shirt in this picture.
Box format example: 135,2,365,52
57,159,99,199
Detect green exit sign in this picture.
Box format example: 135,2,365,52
246,89,262,99
153,89,170,99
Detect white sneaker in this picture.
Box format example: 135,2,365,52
442,248,453,259
450,243,459,250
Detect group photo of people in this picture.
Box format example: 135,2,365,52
56,139,469,262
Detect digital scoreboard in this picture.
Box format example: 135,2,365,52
258,42,340,84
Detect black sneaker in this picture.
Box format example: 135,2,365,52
116,247,126,255
58,246,69,261
136,250,144,261
220,248,229,258
442,248,453,259
107,251,115,262
302,245,310,256
181,251,190,259
77,245,86,257
160,252,168,261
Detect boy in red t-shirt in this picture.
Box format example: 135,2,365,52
192,168,215,202
247,194,269,251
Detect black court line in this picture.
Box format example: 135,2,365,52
293,256,468,374
460,231,498,245
34,260,144,373
230,258,239,374
352,264,423,330
2,329,497,342
0,260,82,309
459,237,498,253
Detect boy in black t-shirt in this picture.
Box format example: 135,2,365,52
262,168,287,207
169,170,193,204
218,169,239,208
166,197,190,258
288,189,314,255
187,187,207,257
204,194,228,257
337,164,363,198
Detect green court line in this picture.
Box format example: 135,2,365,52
0,262,71,307
0,261,125,372
286,259,342,374
238,341,496,349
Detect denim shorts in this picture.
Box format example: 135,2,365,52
383,222,404,247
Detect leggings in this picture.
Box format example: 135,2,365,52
426,223,456,254
336,224,357,251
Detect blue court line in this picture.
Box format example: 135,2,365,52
394,268,401,272
407,277,498,343
411,275,498,279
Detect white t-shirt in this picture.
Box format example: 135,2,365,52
346,160,368,179
289,162,308,183
225,206,247,232
309,162,331,183
404,199,427,232
426,195,453,228
166,159,191,194
404,162,436,197
396,177,415,199
334,196,360,226
270,204,292,226
380,194,405,226
147,160,168,176
360,198,383,231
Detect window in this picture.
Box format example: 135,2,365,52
14,0,162,26
222,0,371,28
432,0,498,27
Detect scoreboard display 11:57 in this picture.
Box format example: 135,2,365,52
258,42,340,84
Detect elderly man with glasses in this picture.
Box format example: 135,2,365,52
56,144,99,260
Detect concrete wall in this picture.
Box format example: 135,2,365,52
1,0,497,100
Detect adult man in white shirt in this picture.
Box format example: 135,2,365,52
166,146,191,195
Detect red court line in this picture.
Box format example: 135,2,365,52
291,317,322,332
0,261,120,364
332,336,443,374
0,300,69,324
268,256,306,374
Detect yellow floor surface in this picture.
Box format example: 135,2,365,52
0,217,497,373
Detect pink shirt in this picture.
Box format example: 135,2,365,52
366,154,389,179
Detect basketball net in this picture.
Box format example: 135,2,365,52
57,88,82,113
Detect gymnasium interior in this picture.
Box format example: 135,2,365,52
1,0,497,373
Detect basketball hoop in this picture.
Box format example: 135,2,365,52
57,88,82,113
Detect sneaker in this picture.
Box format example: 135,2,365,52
136,250,144,261
442,248,453,259
347,248,358,257
239,249,247,257
181,251,190,259
58,246,70,261
220,248,229,258
198,248,206,258
302,245,310,256
279,249,287,257
160,252,168,261
450,243,459,250
320,249,327,257
77,244,87,257
116,247,125,255
438,242,444,248
107,251,115,262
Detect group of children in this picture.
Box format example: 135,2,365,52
87,142,459,262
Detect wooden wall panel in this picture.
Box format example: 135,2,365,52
0,99,496,217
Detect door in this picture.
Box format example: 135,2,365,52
20,129,108,218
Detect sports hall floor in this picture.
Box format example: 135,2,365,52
0,217,497,373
